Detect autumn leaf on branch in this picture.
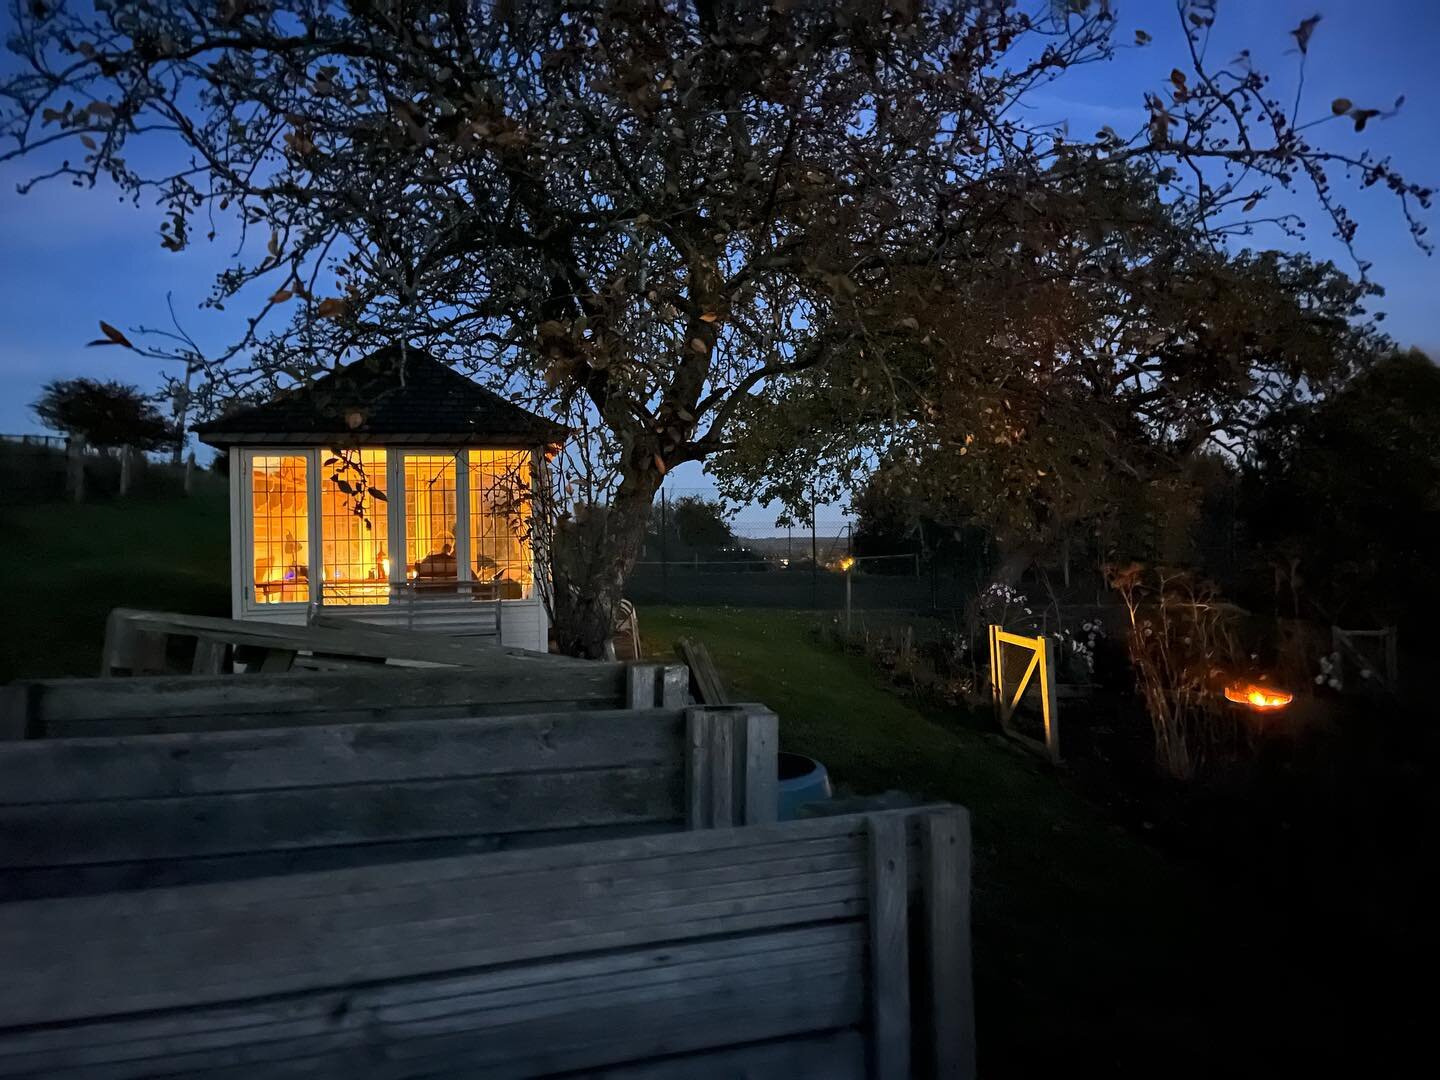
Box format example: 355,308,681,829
86,320,133,348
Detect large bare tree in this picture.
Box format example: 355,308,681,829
2,0,1428,653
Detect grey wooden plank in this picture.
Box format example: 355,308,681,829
0,818,889,1026
685,707,709,828
0,823,671,902
0,709,686,803
190,639,228,675
677,636,729,704
923,808,977,1080
25,965,861,1080
1,880,866,1032
0,925,865,1078
1,813,877,918
21,664,626,729
868,813,912,1079
587,1031,868,1080
708,708,737,828
5,841,865,939
743,704,780,826
44,699,628,738
0,765,684,867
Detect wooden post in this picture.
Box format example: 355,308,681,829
184,451,196,495
685,705,777,828
1039,635,1060,763
742,706,779,826
922,810,976,1080
661,664,689,707
811,497,818,609
867,814,912,1080
118,446,133,497
625,663,657,709
660,487,669,605
65,436,85,503
845,564,853,638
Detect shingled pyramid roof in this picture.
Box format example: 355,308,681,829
196,347,565,448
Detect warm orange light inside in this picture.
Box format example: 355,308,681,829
1223,682,1294,710
839,556,856,572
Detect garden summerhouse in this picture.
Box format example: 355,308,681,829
196,347,564,651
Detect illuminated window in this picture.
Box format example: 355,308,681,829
319,448,390,605
469,450,534,599
250,455,310,604
404,453,460,591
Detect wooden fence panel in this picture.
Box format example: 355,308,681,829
0,808,973,1079
2,662,690,739
0,705,779,899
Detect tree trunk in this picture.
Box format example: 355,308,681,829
550,468,662,659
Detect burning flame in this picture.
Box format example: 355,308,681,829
1223,682,1294,710
838,556,856,572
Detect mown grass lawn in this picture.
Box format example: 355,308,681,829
642,606,1335,1078
0,491,230,682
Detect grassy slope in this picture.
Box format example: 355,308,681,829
642,607,1315,1078
0,492,231,682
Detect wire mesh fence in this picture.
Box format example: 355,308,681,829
625,488,978,621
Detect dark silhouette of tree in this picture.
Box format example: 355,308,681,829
1242,348,1440,629
31,378,175,451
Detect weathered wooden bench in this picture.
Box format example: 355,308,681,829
98,607,584,677
0,807,975,1078
0,661,689,739
0,703,776,900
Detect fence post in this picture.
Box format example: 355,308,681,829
118,446,133,497
184,451,196,496
65,436,85,503
844,562,853,638
660,487,669,604
810,499,818,609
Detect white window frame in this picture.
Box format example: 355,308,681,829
235,447,321,617
229,445,546,624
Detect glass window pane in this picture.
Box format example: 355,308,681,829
404,454,460,591
469,450,533,600
319,448,389,606
250,455,310,604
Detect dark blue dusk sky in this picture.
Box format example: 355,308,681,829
1,1,1437,500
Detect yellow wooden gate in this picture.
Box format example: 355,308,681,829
987,626,1060,762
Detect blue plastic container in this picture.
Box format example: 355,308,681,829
777,752,833,821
